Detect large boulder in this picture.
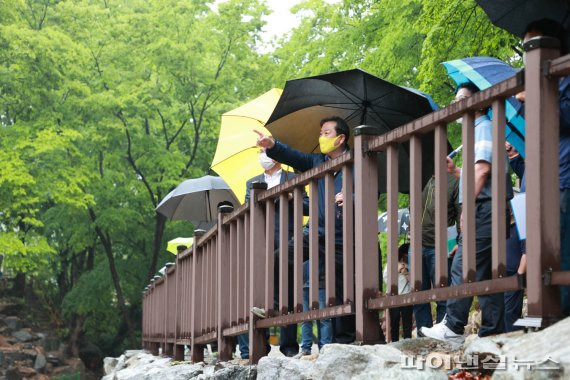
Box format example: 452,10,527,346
492,317,570,380
104,356,119,375
257,356,314,380
212,365,256,380
308,344,402,378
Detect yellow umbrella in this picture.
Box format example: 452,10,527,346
212,88,287,204
166,237,193,255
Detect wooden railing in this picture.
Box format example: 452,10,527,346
142,37,570,363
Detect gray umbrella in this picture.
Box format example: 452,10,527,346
377,208,410,235
156,175,238,224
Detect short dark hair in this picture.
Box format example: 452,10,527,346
525,19,567,54
456,82,480,95
177,245,187,252
398,243,410,262
320,116,350,148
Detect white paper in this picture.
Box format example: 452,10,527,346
510,193,526,241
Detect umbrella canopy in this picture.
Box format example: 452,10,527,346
265,69,434,152
166,237,194,255
476,0,570,52
265,69,444,192
442,56,526,158
211,89,294,203
378,208,410,235
156,175,238,223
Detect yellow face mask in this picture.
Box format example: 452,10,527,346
319,135,340,154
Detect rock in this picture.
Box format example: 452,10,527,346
5,366,22,380
308,344,402,378
463,336,502,359
0,350,4,367
40,336,60,352
104,356,119,374
124,349,144,358
115,354,126,372
34,353,47,372
4,317,22,332
166,363,204,379
492,316,570,380
376,365,447,379
17,366,36,377
45,352,62,366
212,365,257,380
257,356,315,380
390,337,458,356
11,330,33,343
1,348,26,365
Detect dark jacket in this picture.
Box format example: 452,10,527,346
421,174,461,247
266,141,348,244
245,170,308,248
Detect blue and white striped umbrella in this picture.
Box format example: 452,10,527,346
442,56,526,158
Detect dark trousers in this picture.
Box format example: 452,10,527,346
389,306,413,342
413,246,449,330
503,270,524,333
445,201,505,336
274,233,355,354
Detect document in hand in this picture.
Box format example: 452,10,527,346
510,193,526,241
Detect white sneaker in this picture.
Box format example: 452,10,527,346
250,306,266,319
420,321,465,345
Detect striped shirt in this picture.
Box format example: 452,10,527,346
459,115,512,203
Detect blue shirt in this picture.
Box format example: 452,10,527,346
459,115,513,203
266,141,347,244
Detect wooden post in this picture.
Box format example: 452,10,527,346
217,204,234,361
354,125,381,344
191,229,205,363
249,182,268,363
524,36,562,322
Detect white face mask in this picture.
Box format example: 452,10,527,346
259,152,275,170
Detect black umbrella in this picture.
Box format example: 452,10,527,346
266,69,434,153
265,69,447,192
476,0,570,52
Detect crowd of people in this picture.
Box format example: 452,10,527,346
233,19,570,359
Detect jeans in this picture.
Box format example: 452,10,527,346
561,189,570,316
389,306,413,341
445,201,505,336
274,233,355,351
413,246,448,330
301,260,332,353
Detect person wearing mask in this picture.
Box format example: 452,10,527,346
239,149,307,358
253,116,356,347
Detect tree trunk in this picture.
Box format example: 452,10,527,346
100,236,137,348
70,313,85,357
12,272,26,297
146,213,166,283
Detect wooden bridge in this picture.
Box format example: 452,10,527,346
142,38,570,364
